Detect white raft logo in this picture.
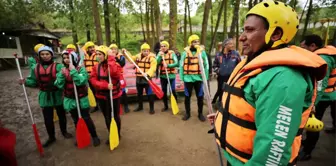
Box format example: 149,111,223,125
266,105,292,166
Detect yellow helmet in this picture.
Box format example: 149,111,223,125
141,43,150,50
305,114,324,132
188,34,200,46
85,41,95,50
34,44,45,53
160,41,170,48
246,1,299,48
96,45,109,60
109,44,118,49
66,44,77,51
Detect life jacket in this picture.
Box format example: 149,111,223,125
96,63,121,97
183,47,201,75
135,53,155,77
160,50,176,74
314,45,336,93
63,67,88,99
84,52,98,74
34,63,58,91
214,46,327,165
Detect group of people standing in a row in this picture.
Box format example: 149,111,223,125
18,34,214,149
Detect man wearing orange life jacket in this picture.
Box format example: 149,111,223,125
207,1,327,166
82,41,99,112
122,43,157,114
298,35,336,161
179,34,209,122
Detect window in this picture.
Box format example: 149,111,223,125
0,35,17,49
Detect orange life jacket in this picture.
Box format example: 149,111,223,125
34,63,58,91
63,67,88,99
84,52,98,74
135,53,155,77
160,50,176,74
96,63,121,97
183,47,201,75
314,45,336,93
214,46,327,165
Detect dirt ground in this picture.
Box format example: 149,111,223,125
0,68,335,166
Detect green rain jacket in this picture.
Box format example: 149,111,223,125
179,47,209,82
25,63,64,107
156,51,179,79
54,66,90,111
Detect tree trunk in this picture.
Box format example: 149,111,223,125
153,0,162,40
332,27,336,46
150,1,156,45
186,0,192,35
253,0,258,6
69,0,78,45
169,0,177,49
210,6,214,36
92,0,103,45
222,0,228,39
301,0,313,39
229,0,240,38
235,14,239,50
103,0,111,46
86,23,91,41
248,0,253,9
200,0,211,45
115,0,121,46
139,4,146,41
209,0,225,56
184,0,188,47
145,0,150,42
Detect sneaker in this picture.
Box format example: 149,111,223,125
43,138,56,148
62,132,73,139
182,114,190,121
198,114,206,122
133,107,143,112
93,137,101,147
149,110,155,114
161,107,169,112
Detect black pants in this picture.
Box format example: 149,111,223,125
70,108,98,138
212,75,230,104
302,100,334,154
184,81,204,115
160,78,177,108
98,98,121,137
42,105,68,139
330,100,336,127
121,91,129,109
136,83,154,110
88,82,99,109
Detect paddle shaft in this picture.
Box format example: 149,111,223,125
196,48,224,166
161,54,173,95
14,54,35,124
123,52,150,82
68,51,82,118
108,66,115,119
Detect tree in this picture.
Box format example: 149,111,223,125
92,0,103,45
68,0,78,45
229,0,241,38
209,0,225,56
201,0,212,45
138,1,146,41
169,0,177,49
103,0,111,45
145,0,150,42
150,1,156,45
222,0,228,39
248,0,253,9
113,0,121,46
302,0,313,38
184,0,188,46
153,0,162,40
186,0,193,35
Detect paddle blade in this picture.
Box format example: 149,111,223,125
170,95,179,115
148,80,164,99
53,108,58,122
32,124,44,156
88,87,97,107
109,118,119,150
0,127,17,166
76,118,91,149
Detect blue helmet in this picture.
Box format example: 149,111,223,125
38,46,54,57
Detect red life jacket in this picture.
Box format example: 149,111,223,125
34,63,58,91
97,63,121,97
63,67,88,99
